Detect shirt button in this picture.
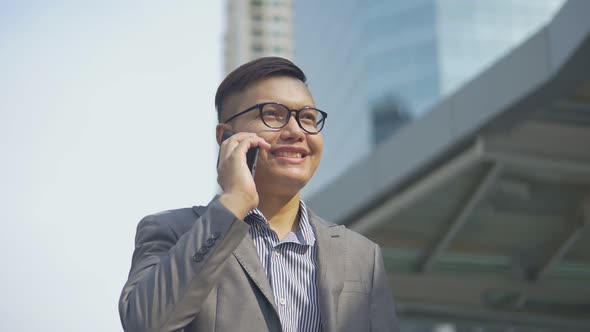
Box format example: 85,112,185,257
274,251,280,256
279,298,286,306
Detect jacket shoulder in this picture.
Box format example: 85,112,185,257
137,206,204,240
140,207,199,224
307,207,378,249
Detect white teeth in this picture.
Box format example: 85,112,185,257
275,151,302,158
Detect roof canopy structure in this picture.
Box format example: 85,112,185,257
309,1,590,330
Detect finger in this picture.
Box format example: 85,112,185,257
232,137,264,156
224,131,258,143
219,136,240,161
254,136,271,150
235,133,271,150
225,133,270,151
219,136,257,166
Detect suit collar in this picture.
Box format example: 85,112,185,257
192,205,208,216
232,205,346,331
193,202,345,331
246,199,316,246
192,203,279,315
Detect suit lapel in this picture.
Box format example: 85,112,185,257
232,232,279,314
193,204,279,314
309,209,345,332
195,203,345,330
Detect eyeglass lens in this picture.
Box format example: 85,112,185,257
260,103,325,133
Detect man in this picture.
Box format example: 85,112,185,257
119,57,399,332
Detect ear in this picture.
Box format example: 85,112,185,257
216,124,229,145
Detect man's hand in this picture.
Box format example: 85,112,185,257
217,132,271,219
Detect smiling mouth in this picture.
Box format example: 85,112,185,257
273,151,305,158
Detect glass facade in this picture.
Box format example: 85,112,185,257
294,0,565,195
294,0,370,194
364,0,440,114
437,0,566,95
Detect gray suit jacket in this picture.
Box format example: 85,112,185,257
119,197,399,332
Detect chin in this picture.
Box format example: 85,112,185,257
277,168,312,183
255,162,318,190
275,174,309,188
256,171,310,194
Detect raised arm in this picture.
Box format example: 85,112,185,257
118,198,249,332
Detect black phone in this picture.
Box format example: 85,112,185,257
220,130,260,178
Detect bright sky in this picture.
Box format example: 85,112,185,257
0,2,222,331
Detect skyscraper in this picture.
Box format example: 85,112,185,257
436,0,567,95
224,0,294,75
294,0,566,194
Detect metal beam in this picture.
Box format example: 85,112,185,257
531,224,586,280
396,301,590,330
348,139,484,234
417,163,503,273
531,197,590,280
483,150,590,176
554,99,590,112
389,272,590,324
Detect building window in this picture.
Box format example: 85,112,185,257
252,44,263,52
371,94,412,145
251,0,263,6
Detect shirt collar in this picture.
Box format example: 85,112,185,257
246,199,316,246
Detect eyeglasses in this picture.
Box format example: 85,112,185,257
223,102,328,134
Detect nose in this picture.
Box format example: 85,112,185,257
280,111,305,141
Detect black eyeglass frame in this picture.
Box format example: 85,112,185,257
223,102,328,134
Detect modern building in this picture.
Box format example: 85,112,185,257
294,0,566,195
224,0,294,75
308,0,590,330
437,0,566,95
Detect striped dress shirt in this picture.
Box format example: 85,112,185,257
245,200,322,332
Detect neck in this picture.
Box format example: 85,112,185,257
257,190,301,239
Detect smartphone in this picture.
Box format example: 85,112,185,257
220,130,260,178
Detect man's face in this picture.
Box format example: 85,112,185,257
219,76,323,194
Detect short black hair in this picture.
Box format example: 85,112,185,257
215,57,307,122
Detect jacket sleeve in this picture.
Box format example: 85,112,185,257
370,244,401,332
118,197,250,332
